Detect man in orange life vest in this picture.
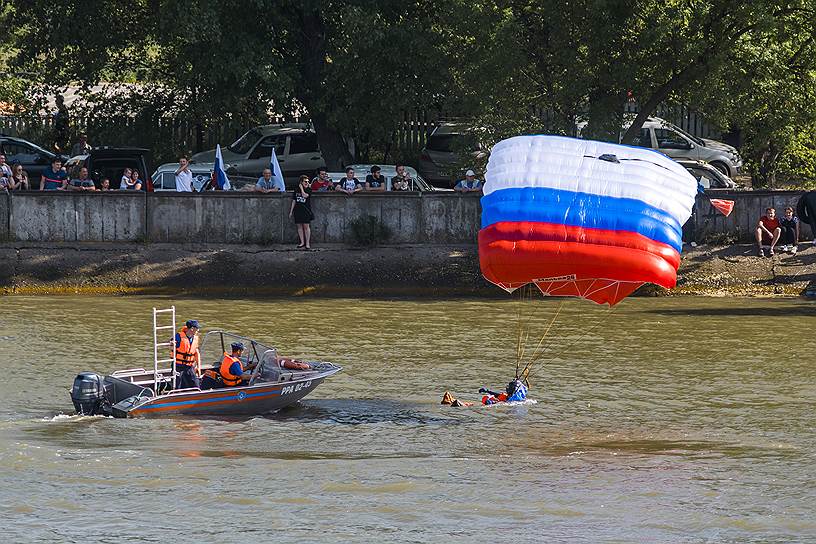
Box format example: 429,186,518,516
220,342,255,387
174,319,201,389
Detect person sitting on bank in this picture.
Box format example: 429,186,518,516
454,169,482,193
220,342,256,387
756,207,781,257
255,167,285,193
40,157,68,191
779,206,800,255
174,320,201,389
67,166,96,191
365,165,387,192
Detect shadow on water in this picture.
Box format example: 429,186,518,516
643,306,816,318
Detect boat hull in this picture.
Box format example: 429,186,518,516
125,370,339,417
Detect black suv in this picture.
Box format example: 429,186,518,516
0,135,67,175
64,147,153,189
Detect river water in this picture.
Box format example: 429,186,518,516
0,295,814,543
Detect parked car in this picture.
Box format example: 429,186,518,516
418,122,486,188
327,164,447,192
675,159,738,189
0,135,68,175
151,162,257,192
191,124,325,185
626,117,742,177
65,147,152,189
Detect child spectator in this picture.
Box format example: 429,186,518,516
755,207,781,257
120,167,133,189
99,178,111,191
8,164,29,191
311,168,334,191
336,167,362,194
779,206,800,254
289,175,313,249
365,165,387,192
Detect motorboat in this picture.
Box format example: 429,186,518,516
69,307,341,418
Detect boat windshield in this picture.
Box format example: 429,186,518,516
199,330,275,370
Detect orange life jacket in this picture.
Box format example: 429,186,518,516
174,327,199,367
219,352,243,387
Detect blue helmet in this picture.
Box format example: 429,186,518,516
185,319,200,329
231,342,245,351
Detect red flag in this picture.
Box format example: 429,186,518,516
709,198,734,217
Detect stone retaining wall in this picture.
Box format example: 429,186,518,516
0,190,811,244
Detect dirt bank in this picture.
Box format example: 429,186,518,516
1,242,814,298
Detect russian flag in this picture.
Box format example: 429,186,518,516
213,144,231,190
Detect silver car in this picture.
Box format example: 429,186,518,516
630,117,742,177
191,124,325,185
151,162,257,191
675,159,738,189
326,165,449,191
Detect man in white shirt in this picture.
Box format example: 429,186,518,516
175,156,193,192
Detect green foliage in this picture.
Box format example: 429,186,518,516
349,215,392,246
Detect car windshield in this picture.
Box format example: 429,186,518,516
661,122,704,146
228,129,263,155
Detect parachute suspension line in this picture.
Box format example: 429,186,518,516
519,299,565,380
515,284,541,378
526,304,618,381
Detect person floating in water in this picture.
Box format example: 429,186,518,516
480,378,528,405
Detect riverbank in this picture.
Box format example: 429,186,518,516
0,242,814,298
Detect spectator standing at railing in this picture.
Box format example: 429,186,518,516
391,164,414,191
68,166,96,191
126,169,143,191
255,168,284,193
40,157,68,191
99,178,111,191
8,164,29,191
365,165,387,192
454,169,483,193
336,167,362,194
311,168,334,191
174,156,193,192
289,175,313,250
69,132,92,157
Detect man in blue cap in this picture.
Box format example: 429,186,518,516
174,319,201,389
219,342,254,387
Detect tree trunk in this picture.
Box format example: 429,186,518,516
292,5,353,170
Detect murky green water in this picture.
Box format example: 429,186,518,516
0,295,814,542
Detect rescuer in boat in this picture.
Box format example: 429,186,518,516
219,342,257,387
479,378,528,405
174,319,201,389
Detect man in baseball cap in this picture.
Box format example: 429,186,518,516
454,169,482,193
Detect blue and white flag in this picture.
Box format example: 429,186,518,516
269,146,285,191
213,144,231,191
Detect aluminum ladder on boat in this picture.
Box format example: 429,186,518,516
152,306,177,393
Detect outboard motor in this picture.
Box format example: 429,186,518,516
70,372,108,415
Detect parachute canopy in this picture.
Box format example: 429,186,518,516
479,135,699,306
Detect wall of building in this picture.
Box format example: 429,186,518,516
0,190,811,244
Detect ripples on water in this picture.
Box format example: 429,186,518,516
0,296,814,542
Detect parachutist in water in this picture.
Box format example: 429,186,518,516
480,378,528,405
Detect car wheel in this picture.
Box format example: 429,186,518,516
710,161,730,177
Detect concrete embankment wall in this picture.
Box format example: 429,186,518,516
0,190,811,244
